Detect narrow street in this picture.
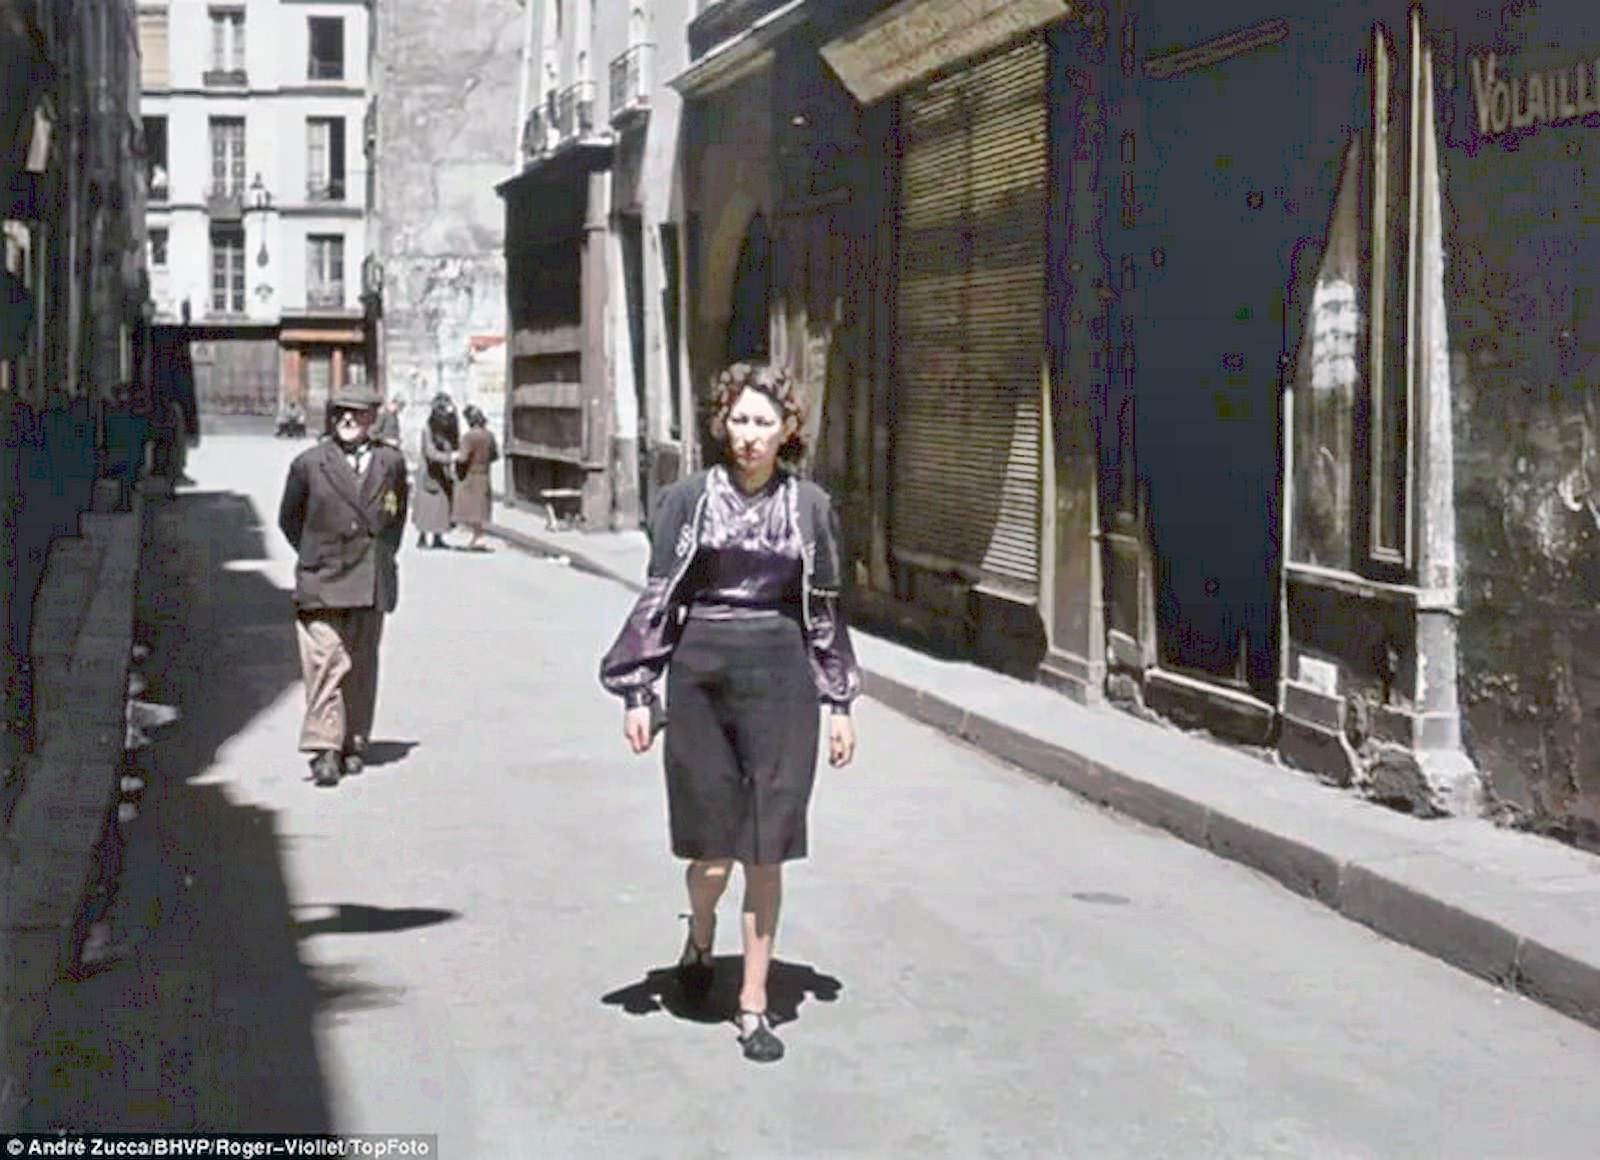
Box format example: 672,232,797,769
23,435,1600,1158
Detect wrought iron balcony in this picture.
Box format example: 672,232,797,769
609,43,654,125
307,180,346,203
206,186,244,219
308,58,344,82
307,284,346,309
202,67,248,87
556,81,597,141
147,170,169,202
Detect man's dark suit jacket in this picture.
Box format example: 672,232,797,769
278,439,410,613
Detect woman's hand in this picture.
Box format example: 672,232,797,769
624,706,655,755
828,713,856,768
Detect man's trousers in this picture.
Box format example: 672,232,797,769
295,608,385,754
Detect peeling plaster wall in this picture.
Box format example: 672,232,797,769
1441,2,1600,848
375,0,523,444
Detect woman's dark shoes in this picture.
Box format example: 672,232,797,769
310,751,341,788
736,1011,785,1063
676,923,715,1004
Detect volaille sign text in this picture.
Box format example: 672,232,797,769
1468,52,1600,138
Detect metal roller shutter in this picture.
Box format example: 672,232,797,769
892,36,1047,597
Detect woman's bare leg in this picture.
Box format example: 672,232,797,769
686,859,733,949
738,863,782,1013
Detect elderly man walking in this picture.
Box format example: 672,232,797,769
278,384,410,787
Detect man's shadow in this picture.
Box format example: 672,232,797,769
361,740,418,768
600,955,843,1028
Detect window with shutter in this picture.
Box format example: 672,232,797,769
138,10,169,89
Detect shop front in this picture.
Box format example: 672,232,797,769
496,143,615,529
817,0,1080,676
279,321,369,433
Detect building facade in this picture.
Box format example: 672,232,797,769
137,0,374,429
2,0,150,760
667,0,1600,846
373,0,521,443
498,0,690,529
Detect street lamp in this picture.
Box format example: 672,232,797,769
246,172,273,266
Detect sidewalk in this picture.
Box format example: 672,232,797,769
2,479,150,1128
487,496,1600,1034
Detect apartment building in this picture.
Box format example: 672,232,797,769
138,0,376,425
498,0,690,530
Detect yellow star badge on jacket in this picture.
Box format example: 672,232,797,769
382,490,399,517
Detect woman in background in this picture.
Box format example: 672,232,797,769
413,392,458,550
452,404,499,552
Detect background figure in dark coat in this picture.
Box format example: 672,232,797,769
413,392,457,549
451,404,499,551
278,385,410,787
371,396,403,448
149,327,199,490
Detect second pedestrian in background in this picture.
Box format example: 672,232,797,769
413,392,458,550
372,396,404,450
452,404,499,552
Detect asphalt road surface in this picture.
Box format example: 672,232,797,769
25,436,1600,1158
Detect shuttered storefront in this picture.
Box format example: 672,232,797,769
892,36,1048,598
191,337,278,415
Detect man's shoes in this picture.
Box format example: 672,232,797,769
310,751,341,787
342,749,365,777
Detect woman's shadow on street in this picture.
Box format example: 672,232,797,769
600,955,843,1028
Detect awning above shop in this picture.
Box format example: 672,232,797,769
668,0,812,97
819,0,1074,106
281,326,363,345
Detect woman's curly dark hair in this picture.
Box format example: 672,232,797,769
707,363,808,464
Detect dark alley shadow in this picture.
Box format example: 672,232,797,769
600,956,843,1029
359,740,418,768
19,487,383,1133
291,904,459,938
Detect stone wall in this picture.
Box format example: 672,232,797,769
1439,1,1600,848
375,0,523,418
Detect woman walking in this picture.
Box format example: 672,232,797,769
413,393,458,549
452,404,499,551
599,362,860,1064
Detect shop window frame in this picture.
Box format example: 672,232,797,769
1360,14,1424,577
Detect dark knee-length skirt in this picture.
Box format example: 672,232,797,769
663,614,821,864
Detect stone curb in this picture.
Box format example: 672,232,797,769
487,517,1600,1035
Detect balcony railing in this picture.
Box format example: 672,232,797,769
206,186,244,219
609,43,654,125
308,58,344,82
307,284,346,309
307,180,346,203
556,81,596,141
203,67,248,87
147,170,169,202
522,106,550,163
